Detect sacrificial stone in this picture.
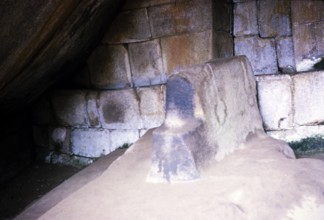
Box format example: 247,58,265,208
148,56,264,183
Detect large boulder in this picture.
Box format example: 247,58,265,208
148,56,265,182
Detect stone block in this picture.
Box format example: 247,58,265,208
52,90,88,127
122,0,175,10
99,89,143,129
103,8,151,44
110,130,140,152
276,37,296,73
258,0,291,37
213,0,232,32
128,40,166,87
137,86,165,129
256,75,293,130
213,31,234,58
148,0,212,38
49,126,71,155
86,91,101,127
293,71,324,126
268,125,324,143
235,36,278,74
233,1,258,36
148,56,264,182
71,128,111,158
161,30,214,74
291,0,324,25
293,23,316,72
88,45,131,89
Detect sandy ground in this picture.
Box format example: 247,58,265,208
16,130,324,220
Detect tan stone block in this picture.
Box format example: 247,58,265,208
148,0,212,38
235,36,277,74
128,40,166,87
256,75,293,130
99,89,142,129
258,0,291,37
88,45,132,89
293,71,324,126
233,1,258,36
161,30,214,74
137,85,165,129
291,0,324,25
122,0,175,10
103,8,151,44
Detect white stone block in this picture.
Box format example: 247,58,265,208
110,130,139,151
293,71,324,125
257,75,293,130
137,85,165,129
71,129,111,158
99,89,143,129
267,125,324,142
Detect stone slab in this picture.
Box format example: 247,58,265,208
88,45,132,89
71,128,111,158
98,89,143,129
51,90,88,127
258,0,291,37
161,30,214,74
103,8,151,44
256,74,293,130
293,71,324,126
128,39,166,87
233,1,258,36
235,36,278,74
148,0,212,38
49,126,71,155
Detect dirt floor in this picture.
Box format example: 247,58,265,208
0,162,81,219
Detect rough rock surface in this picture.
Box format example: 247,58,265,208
148,56,264,182
23,130,324,220
0,0,122,117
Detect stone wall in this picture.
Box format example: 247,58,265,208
257,70,324,142
233,0,324,74
32,0,233,165
32,0,324,164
